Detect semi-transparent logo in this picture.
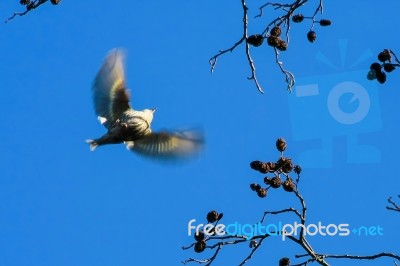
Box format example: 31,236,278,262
288,39,382,168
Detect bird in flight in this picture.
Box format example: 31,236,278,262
86,49,203,160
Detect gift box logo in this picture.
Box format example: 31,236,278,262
288,40,382,168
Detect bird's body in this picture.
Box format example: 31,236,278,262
87,49,203,159
87,110,152,150
116,110,153,140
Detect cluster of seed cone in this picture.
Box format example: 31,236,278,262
193,210,223,253
292,14,332,43
19,0,60,10
368,49,399,84
246,14,331,49
249,138,301,198
246,26,287,51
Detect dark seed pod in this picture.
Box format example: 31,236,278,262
20,0,30,5
279,257,291,266
370,62,381,71
292,14,304,23
367,70,377,80
276,157,293,173
376,71,387,84
294,165,302,175
276,40,288,51
307,31,317,43
250,160,263,171
267,36,280,47
207,210,219,223
194,231,205,242
249,239,258,248
26,2,34,10
50,0,61,4
250,183,261,191
247,34,264,47
194,240,206,253
378,49,391,62
283,178,295,192
383,63,396,73
276,138,287,152
217,213,224,221
269,176,282,188
266,162,276,172
282,161,293,174
250,161,269,173
319,19,332,26
270,26,282,37
275,158,283,168
257,188,268,198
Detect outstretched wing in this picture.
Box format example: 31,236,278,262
92,49,131,128
127,130,204,160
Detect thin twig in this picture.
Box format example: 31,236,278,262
309,0,323,30
274,48,295,92
209,37,246,73
238,236,267,265
390,50,400,65
296,252,400,262
260,207,302,223
5,0,48,23
242,0,264,93
387,195,400,212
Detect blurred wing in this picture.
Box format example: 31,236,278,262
92,49,131,128
128,130,204,159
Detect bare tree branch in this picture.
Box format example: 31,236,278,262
296,252,400,263
209,0,331,94
183,138,399,265
5,0,60,23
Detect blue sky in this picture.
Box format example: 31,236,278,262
0,1,399,265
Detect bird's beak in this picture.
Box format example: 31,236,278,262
151,108,156,113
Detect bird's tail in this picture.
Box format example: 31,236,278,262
85,139,99,151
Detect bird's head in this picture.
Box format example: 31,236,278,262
142,108,156,124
